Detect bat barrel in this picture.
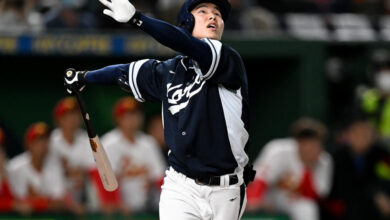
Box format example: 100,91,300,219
91,136,119,191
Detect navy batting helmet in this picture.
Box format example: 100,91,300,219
177,0,231,33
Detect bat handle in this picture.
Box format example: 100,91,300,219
73,88,97,138
65,68,95,138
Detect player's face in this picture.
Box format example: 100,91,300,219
347,121,375,154
297,138,322,166
28,138,49,161
58,111,81,131
116,112,143,136
191,3,224,40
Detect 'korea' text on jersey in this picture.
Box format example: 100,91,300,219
128,39,249,178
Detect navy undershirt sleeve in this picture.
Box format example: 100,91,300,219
138,14,212,71
84,14,214,84
84,64,129,84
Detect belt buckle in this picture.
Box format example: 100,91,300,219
230,175,238,185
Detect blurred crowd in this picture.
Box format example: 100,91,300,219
0,59,384,220
245,49,390,220
2,0,390,34
1,53,390,219
3,93,390,219
3,0,390,218
246,115,390,220
0,97,167,216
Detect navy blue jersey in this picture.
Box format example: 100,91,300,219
128,39,249,178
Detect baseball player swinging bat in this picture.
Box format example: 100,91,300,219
65,68,118,192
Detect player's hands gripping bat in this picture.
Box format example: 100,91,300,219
64,70,87,95
64,68,119,191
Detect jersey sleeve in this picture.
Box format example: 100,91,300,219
136,14,212,72
193,39,246,90
128,59,166,102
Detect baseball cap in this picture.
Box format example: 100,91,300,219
25,122,50,145
53,97,79,120
113,97,141,119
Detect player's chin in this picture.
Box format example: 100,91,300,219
194,30,222,40
210,36,222,40
205,32,222,40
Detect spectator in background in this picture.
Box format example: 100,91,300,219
240,6,278,31
359,49,390,146
0,0,44,33
146,114,168,162
222,0,279,31
352,0,385,15
246,117,333,220
255,0,319,13
100,97,166,214
132,0,158,16
0,128,16,213
44,0,97,29
223,0,245,30
155,0,182,25
49,97,95,214
323,114,390,220
255,0,353,14
97,0,157,29
7,122,69,214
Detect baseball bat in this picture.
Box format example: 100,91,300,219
65,69,118,192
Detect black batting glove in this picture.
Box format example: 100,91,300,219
117,72,131,93
64,68,87,95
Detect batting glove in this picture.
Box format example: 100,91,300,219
117,73,131,93
99,0,136,23
64,68,87,95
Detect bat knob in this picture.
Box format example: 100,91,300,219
65,68,76,80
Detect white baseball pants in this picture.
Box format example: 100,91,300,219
159,167,246,220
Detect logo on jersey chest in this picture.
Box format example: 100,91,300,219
167,74,205,115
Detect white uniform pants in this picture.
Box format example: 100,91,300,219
159,167,246,220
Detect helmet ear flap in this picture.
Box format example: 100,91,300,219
184,13,195,33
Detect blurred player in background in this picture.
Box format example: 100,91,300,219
50,97,95,214
146,114,168,162
7,122,68,214
360,49,390,144
324,114,390,220
0,127,15,212
64,0,256,218
101,97,166,214
247,118,333,220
